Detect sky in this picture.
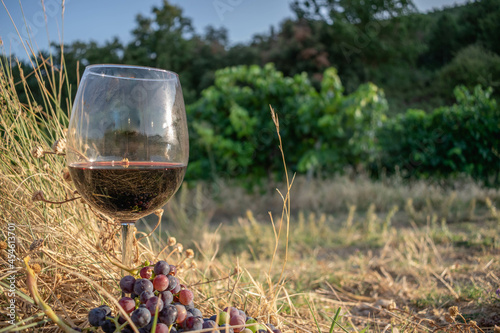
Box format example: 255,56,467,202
1,0,466,60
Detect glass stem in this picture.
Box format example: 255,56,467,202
121,222,136,275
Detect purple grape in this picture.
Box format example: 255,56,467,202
203,319,219,333
182,311,194,327
184,300,195,310
224,306,240,318
153,274,170,291
88,305,111,327
118,297,136,314
131,307,152,328
166,275,178,291
160,290,173,305
154,260,171,276
179,289,194,305
267,323,281,332
159,304,178,326
139,319,153,333
140,290,155,304
172,281,181,294
134,278,154,296
229,315,245,332
140,266,154,279
188,307,202,317
119,275,136,294
155,323,170,333
184,316,204,330
146,296,164,315
101,319,116,333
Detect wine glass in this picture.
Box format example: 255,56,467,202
67,64,188,270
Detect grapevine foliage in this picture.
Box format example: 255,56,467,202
187,64,388,181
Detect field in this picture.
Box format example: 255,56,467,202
1,55,500,333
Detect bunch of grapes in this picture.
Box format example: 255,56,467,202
87,260,281,333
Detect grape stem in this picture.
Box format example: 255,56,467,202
38,196,81,205
103,251,139,275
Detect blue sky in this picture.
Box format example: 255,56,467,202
1,0,465,60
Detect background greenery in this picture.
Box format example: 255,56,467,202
6,0,500,185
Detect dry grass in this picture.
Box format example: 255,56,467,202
2,13,500,332
0,52,302,332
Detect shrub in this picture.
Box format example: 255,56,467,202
378,85,500,185
186,64,388,182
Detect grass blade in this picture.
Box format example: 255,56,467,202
305,296,322,333
328,307,341,333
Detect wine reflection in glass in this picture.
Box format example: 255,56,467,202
66,65,188,271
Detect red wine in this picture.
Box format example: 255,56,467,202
69,161,186,221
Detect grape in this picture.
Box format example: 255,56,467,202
188,307,202,317
140,266,154,279
267,323,281,332
146,296,164,315
184,300,195,310
139,319,153,333
172,281,181,294
160,290,173,305
153,274,169,291
154,260,171,276
184,316,204,330
134,278,154,295
182,311,194,327
218,311,230,326
178,289,194,305
131,307,152,328
140,290,155,304
118,297,136,314
238,309,246,319
219,324,235,333
209,314,218,322
203,320,219,333
175,304,188,324
168,264,177,276
120,275,136,294
88,305,111,327
155,323,170,333
229,314,245,332
101,319,116,333
159,304,178,325
224,306,240,319
166,275,178,291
